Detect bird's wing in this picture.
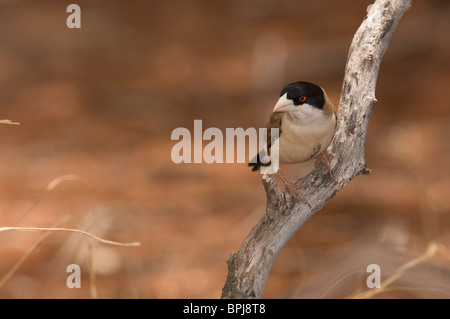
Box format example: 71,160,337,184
266,111,283,153
248,112,283,171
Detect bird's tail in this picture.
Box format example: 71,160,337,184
248,150,271,172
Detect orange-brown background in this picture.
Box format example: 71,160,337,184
0,0,449,298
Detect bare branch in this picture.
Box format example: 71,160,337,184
221,0,412,299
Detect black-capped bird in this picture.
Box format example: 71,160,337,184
249,81,337,205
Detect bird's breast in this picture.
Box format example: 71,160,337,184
277,110,336,164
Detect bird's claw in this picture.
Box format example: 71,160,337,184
287,184,311,208
276,170,311,207
315,152,338,178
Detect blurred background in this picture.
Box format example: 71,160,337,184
0,0,449,298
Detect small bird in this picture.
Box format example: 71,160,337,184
249,81,337,205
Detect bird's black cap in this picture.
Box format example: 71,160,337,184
280,81,325,109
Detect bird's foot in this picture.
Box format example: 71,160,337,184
276,169,310,207
315,152,338,178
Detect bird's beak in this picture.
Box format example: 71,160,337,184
273,93,295,113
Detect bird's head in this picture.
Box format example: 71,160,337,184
273,81,325,113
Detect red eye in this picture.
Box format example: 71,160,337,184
299,96,306,102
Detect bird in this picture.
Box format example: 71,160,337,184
248,81,337,205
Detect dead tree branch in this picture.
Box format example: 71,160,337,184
222,0,412,299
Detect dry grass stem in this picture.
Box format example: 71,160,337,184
349,242,440,299
0,226,141,247
88,243,98,299
0,216,71,289
0,120,20,125
9,174,94,228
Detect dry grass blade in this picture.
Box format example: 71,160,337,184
0,216,71,289
318,267,363,299
7,174,95,230
0,226,141,247
88,243,98,299
0,120,20,125
46,174,92,192
349,242,439,299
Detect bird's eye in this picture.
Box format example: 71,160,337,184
299,96,306,102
